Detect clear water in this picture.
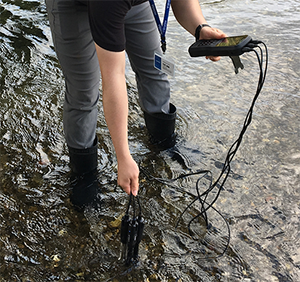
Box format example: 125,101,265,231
1,0,300,281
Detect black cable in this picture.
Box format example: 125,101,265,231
120,193,145,266
140,41,268,259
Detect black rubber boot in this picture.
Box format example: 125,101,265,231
144,103,177,150
68,137,100,210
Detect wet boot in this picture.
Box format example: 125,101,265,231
144,103,177,150
68,138,100,210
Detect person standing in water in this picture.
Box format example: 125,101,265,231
45,0,226,209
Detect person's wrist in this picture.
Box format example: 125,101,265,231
195,24,211,40
117,153,132,166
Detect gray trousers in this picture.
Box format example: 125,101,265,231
45,0,171,149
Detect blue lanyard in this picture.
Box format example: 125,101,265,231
149,0,171,53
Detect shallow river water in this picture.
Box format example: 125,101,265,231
1,0,300,281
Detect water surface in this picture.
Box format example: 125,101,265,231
1,0,300,281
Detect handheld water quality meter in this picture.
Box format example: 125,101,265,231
189,35,252,57
189,35,254,74
129,36,268,262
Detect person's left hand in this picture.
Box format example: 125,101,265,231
199,26,227,62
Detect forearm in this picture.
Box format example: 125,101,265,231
94,46,129,159
95,44,139,195
171,0,207,36
172,0,226,61
102,76,130,161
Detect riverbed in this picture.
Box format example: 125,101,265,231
1,0,299,281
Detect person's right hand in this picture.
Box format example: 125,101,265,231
94,45,139,196
117,154,139,196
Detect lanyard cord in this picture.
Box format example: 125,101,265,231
149,0,171,53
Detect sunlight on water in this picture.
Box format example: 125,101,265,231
1,0,300,281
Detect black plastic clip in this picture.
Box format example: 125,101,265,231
230,55,244,74
161,35,166,54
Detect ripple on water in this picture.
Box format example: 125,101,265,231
1,0,300,281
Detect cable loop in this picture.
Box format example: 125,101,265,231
139,40,268,260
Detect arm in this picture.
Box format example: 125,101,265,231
171,0,227,61
171,0,208,35
95,44,139,196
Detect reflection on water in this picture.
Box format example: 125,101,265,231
1,0,300,281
